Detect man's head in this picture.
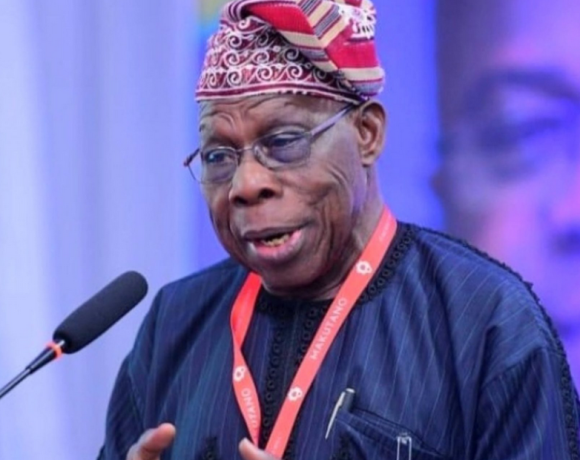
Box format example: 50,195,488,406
193,0,387,299
435,0,580,330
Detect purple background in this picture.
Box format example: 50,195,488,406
4,1,571,458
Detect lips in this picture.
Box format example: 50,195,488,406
243,226,305,264
243,225,300,239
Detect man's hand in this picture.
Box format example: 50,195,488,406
238,439,280,460
125,428,277,460
126,423,176,460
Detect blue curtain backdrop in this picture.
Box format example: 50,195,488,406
0,1,437,458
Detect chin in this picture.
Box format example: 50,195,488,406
261,273,307,293
260,269,321,297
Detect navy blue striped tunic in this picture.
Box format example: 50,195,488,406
99,223,580,459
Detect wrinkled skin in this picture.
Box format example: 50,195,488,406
198,94,386,300
124,94,388,456
435,0,580,379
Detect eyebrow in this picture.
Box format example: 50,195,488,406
198,98,309,134
199,112,312,149
463,67,580,115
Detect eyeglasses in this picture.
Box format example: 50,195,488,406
184,105,354,184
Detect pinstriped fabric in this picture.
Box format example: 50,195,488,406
100,224,580,459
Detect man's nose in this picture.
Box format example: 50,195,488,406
228,155,282,206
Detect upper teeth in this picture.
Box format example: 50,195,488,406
262,233,290,247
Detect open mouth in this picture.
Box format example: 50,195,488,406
245,227,304,263
256,232,293,247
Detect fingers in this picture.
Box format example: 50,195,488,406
238,439,279,460
126,423,176,460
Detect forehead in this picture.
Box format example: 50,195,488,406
438,0,580,123
199,94,335,125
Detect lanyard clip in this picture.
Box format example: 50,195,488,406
396,433,412,460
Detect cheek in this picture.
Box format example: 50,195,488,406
286,164,367,259
203,187,236,246
290,146,366,210
287,171,360,233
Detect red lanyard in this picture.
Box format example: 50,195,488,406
230,207,397,457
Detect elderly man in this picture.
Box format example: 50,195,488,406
435,1,580,382
100,1,579,459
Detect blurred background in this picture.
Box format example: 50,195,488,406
0,0,578,458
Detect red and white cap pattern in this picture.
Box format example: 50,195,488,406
196,0,385,103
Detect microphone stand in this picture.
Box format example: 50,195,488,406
0,339,66,400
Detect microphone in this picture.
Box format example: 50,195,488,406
0,271,148,400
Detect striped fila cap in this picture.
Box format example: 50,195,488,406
196,0,385,103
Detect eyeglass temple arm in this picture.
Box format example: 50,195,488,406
310,105,356,137
184,151,197,167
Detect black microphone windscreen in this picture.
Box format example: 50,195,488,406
53,271,148,353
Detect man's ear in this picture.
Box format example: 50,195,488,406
354,100,387,166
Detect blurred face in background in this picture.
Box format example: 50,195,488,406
435,0,580,334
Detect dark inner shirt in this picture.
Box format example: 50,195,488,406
245,290,332,457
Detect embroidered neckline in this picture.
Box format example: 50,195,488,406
253,222,415,459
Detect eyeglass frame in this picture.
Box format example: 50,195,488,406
183,104,356,184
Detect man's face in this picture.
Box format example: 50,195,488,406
436,0,580,331
198,94,377,299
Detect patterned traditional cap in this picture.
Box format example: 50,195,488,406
196,0,384,104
